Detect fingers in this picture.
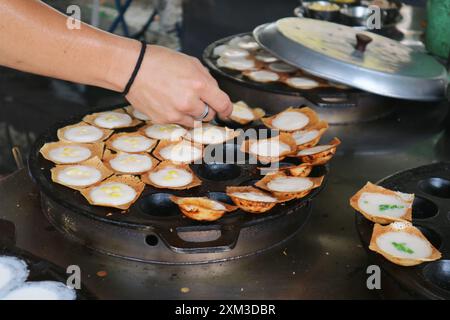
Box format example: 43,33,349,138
199,82,233,118
185,96,217,123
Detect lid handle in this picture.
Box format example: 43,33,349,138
355,33,373,53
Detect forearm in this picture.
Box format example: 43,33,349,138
0,0,140,92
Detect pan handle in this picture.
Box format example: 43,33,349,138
155,225,240,254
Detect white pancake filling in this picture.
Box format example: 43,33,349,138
185,199,226,211
90,182,136,206
249,140,291,157
297,145,332,156
188,125,231,145
292,130,320,145
267,177,314,192
268,62,297,73
221,47,249,58
112,135,154,153
94,112,132,129
358,192,408,218
213,44,229,57
48,146,91,164
272,111,310,131
0,257,29,296
159,141,202,163
109,153,153,173
255,52,278,63
149,167,193,188
376,231,432,260
63,125,103,143
286,77,320,89
57,165,102,187
247,70,280,82
144,124,187,141
2,281,76,300
217,57,255,71
231,192,277,203
231,102,255,121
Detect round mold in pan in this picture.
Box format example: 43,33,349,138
28,104,329,264
355,162,450,299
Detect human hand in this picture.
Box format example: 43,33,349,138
125,45,232,127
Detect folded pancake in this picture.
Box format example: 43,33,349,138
226,186,278,213
217,56,258,71
185,124,240,145
369,222,441,266
80,175,144,210
294,137,341,165
51,157,113,190
170,196,237,221
243,70,281,83
57,122,113,144
254,51,278,63
262,107,319,132
241,132,297,163
284,77,320,89
40,141,104,165
106,132,157,154
103,150,157,175
83,108,141,129
153,139,203,164
124,105,150,121
140,123,187,141
229,101,265,125
142,160,201,190
350,182,413,224
231,35,260,51
291,121,329,150
255,172,324,202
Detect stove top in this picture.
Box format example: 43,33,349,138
0,104,449,299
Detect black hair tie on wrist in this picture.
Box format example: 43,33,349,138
122,41,147,96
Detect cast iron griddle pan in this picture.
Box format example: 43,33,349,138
356,162,450,300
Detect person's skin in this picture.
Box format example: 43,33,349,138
0,0,232,127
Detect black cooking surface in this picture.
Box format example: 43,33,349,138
28,104,327,228
356,162,450,300
1,101,448,298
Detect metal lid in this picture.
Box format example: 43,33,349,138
253,18,448,101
